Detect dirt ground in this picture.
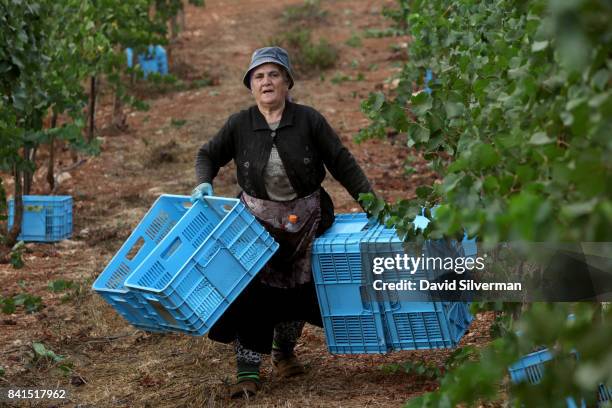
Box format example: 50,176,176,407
0,1,494,407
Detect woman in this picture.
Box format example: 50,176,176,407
192,46,373,398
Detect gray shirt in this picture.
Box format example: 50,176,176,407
264,121,297,201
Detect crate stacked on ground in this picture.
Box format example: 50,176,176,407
125,45,168,78
123,196,278,335
509,348,611,407
8,195,72,242
311,213,473,354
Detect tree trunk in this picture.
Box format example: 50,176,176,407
7,167,24,246
87,76,96,142
112,87,127,131
23,147,33,196
47,112,58,192
22,141,38,196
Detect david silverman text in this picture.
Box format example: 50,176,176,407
372,279,522,291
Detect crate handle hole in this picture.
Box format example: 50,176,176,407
222,204,233,212
183,201,193,208
126,237,145,261
161,237,182,260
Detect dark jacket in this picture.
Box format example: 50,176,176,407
195,101,373,233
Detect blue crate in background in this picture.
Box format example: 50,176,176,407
92,195,192,332
312,213,389,354
125,196,278,335
312,213,473,354
126,45,168,78
508,349,584,407
508,348,554,384
507,348,612,408
8,195,72,242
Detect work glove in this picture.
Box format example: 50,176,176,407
190,182,213,203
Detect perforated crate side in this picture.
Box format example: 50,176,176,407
92,195,191,331
97,291,166,331
508,349,553,384
8,195,72,242
140,233,276,335
311,213,378,285
383,301,471,350
314,276,388,354
125,197,278,334
323,313,389,354
311,229,388,354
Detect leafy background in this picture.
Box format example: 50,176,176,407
358,0,611,406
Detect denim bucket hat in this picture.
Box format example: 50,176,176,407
243,46,295,90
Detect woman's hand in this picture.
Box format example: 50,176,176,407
191,182,214,202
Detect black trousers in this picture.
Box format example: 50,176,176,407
208,278,323,354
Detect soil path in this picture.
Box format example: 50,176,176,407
0,1,492,407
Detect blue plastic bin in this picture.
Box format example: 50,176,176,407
383,300,472,350
508,348,600,408
362,224,472,349
312,214,389,354
509,348,554,384
92,195,193,332
126,45,168,78
311,214,473,354
8,195,72,242
124,196,278,335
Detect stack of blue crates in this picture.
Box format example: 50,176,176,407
92,195,192,333
311,213,473,354
509,348,612,407
125,45,169,78
93,194,278,335
8,195,72,242
124,196,278,335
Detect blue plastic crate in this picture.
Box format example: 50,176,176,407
92,195,193,332
8,195,72,242
312,214,472,353
362,225,472,349
508,349,593,408
383,300,472,349
124,196,278,335
126,45,168,78
509,348,554,384
312,214,388,354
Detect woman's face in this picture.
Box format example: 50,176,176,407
250,63,289,109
